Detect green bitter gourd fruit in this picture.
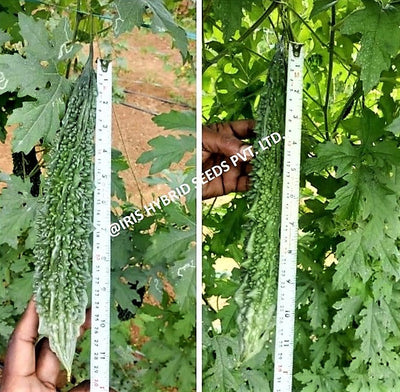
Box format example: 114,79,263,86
235,44,286,363
33,49,96,379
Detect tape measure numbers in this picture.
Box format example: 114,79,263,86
91,59,113,392
273,43,304,392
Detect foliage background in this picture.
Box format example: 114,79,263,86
0,0,196,391
202,0,400,391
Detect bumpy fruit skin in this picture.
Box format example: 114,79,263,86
235,44,286,363
33,52,96,379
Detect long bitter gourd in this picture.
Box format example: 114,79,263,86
33,48,96,378
235,44,286,363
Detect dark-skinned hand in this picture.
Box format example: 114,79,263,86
202,119,255,199
0,299,116,392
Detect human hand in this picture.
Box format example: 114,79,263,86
0,299,115,392
202,119,255,199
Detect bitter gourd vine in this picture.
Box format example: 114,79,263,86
235,44,286,363
33,47,96,379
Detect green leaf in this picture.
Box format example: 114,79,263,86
355,109,386,145
111,228,134,270
158,352,185,387
379,297,400,336
333,230,373,289
111,148,129,171
143,339,176,362
111,149,128,200
327,173,362,220
371,237,400,280
308,334,343,366
7,271,33,313
139,332,194,390
0,14,76,153
152,110,195,132
218,301,238,333
203,335,241,392
212,0,246,40
47,17,82,62
169,248,195,312
386,115,400,135
207,197,248,255
112,274,138,315
137,134,195,174
242,368,271,391
295,361,344,392
113,0,188,59
0,54,50,96
345,371,373,392
341,0,400,92
144,226,193,264
16,14,80,62
372,140,400,167
173,312,194,339
308,287,329,329
355,299,386,359
164,200,195,227
207,278,238,298
0,30,10,45
329,164,398,228
0,320,13,340
331,295,363,332
305,139,360,178
111,171,126,201
0,4,20,35
10,79,70,153
0,174,38,248
19,13,58,60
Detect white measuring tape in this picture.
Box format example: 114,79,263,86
273,43,304,392
91,59,112,392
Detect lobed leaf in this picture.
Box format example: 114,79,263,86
137,134,195,174
0,174,38,248
113,0,188,59
341,0,400,92
152,110,195,132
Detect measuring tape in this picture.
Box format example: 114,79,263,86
273,42,304,392
91,59,112,392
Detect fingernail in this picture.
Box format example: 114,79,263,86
239,144,251,159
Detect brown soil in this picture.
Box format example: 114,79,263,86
111,29,195,206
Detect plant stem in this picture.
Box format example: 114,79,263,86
332,80,362,137
323,6,335,140
304,62,324,107
304,112,326,140
304,88,323,109
65,0,83,79
237,2,279,43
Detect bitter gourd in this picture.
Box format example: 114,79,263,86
33,48,96,378
235,44,286,363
